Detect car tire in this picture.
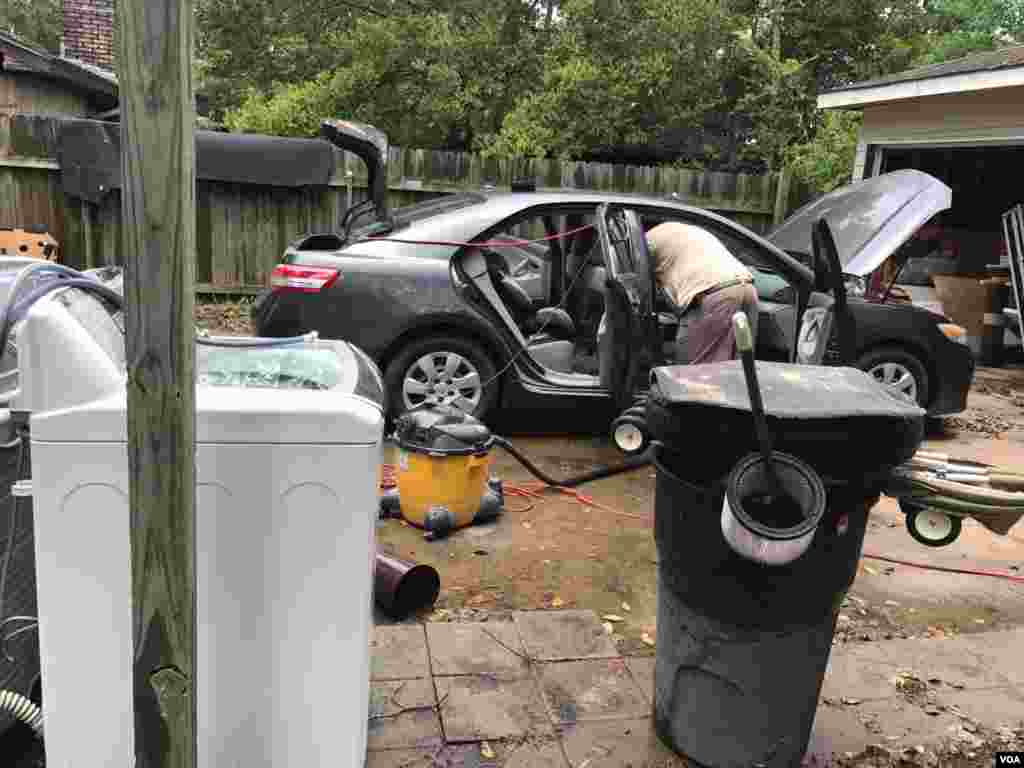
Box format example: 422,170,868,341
855,345,930,408
384,335,499,422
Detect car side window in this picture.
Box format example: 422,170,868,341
484,206,600,303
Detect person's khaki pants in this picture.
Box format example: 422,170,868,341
684,283,759,364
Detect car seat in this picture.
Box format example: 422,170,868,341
564,227,606,345
485,253,581,373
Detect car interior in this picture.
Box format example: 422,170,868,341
457,204,802,385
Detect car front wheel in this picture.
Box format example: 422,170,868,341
384,335,499,422
856,345,930,408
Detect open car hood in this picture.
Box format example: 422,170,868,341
320,119,391,223
767,170,952,277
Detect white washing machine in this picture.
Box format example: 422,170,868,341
19,285,385,767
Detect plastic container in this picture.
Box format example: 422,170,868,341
394,406,493,530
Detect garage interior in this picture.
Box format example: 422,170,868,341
879,144,1023,274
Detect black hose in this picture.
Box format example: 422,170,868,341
492,435,651,488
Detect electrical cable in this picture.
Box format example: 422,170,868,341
862,552,1024,585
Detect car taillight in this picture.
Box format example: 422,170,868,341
270,264,339,293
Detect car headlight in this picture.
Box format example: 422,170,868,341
938,323,967,345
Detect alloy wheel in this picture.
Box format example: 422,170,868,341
402,352,483,413
868,361,918,403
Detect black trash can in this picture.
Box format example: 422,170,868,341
645,362,926,768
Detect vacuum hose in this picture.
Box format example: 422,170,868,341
0,689,42,738
492,435,651,488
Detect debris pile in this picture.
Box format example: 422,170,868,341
830,722,1024,767
195,299,254,336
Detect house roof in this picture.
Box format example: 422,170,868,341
819,44,1024,109
0,30,117,108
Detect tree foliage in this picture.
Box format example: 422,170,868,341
786,109,862,193
918,0,1024,63
13,0,1019,172
0,0,61,53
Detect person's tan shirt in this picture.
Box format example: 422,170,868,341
646,222,752,314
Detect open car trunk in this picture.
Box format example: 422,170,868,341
319,119,392,229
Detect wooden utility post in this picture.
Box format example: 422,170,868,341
120,0,197,766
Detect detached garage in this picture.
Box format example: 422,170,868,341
819,46,1024,355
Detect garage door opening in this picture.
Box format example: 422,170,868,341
870,144,1023,351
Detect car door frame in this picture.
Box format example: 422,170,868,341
450,202,613,391
633,203,816,362
595,204,657,408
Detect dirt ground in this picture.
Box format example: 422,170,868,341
194,301,1023,652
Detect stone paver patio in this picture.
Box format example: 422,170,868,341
366,611,1024,767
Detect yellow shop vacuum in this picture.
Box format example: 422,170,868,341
387,405,503,539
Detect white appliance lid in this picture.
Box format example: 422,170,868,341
31,387,384,444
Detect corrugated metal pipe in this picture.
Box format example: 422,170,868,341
0,690,42,738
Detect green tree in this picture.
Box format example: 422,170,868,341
483,0,745,158
786,109,861,194
0,0,61,53
918,0,1024,64
223,1,547,149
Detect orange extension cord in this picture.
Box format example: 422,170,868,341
379,464,1024,583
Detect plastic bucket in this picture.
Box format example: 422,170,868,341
721,451,826,566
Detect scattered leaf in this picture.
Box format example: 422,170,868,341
841,697,862,706
973,618,986,625
551,596,564,608
621,602,631,612
641,632,655,647
481,741,495,759
863,565,878,575
924,705,944,716
602,622,615,635
884,600,900,607
602,614,625,623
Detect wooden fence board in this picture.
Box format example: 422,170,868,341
0,120,809,289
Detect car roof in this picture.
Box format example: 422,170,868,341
410,190,811,278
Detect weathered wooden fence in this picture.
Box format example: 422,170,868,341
0,115,808,292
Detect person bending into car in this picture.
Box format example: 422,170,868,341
646,221,759,364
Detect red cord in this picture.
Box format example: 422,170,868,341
381,466,1022,580
862,552,1024,584
364,223,594,249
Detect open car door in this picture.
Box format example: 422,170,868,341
595,205,656,409
795,218,854,366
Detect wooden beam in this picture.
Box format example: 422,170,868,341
773,169,792,227
119,0,198,765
